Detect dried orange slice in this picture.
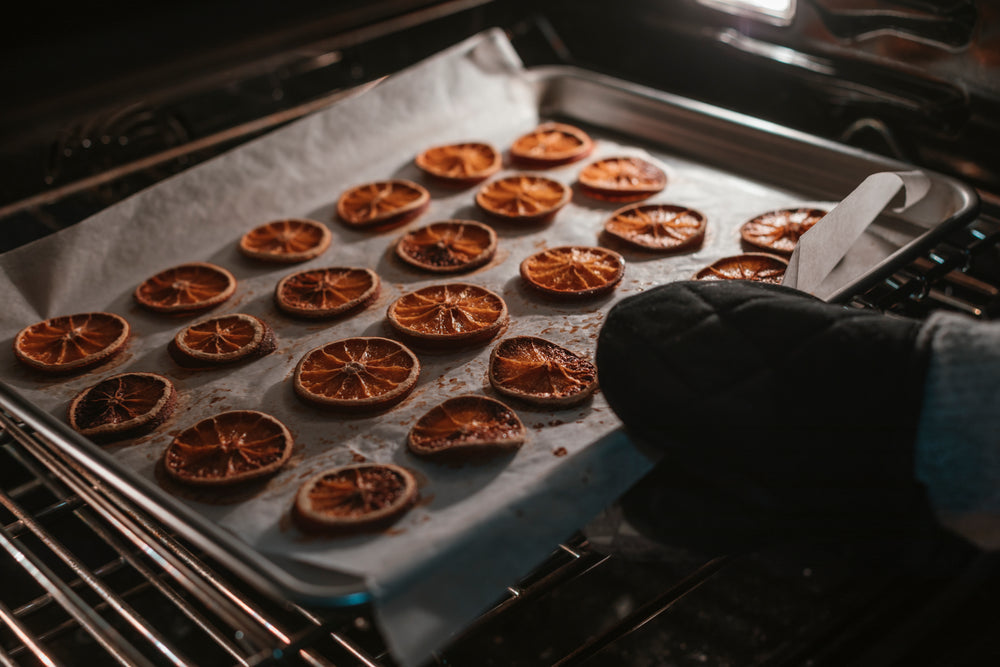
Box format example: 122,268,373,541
274,267,380,319
336,179,430,229
408,395,526,460
134,262,236,315
293,463,418,535
489,336,598,408
238,218,331,263
163,410,292,486
415,142,502,186
510,122,594,167
293,337,420,411
169,313,276,368
475,175,570,223
519,246,625,299
395,220,498,274
740,207,826,255
578,156,667,202
693,253,789,284
14,312,130,374
604,203,707,252
68,372,176,441
386,283,508,347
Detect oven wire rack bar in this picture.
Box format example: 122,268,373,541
1,397,673,666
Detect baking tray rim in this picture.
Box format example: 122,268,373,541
0,63,982,608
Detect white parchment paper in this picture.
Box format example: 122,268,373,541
0,28,927,666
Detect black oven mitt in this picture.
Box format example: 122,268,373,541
596,280,936,554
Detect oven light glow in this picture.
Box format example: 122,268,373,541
696,0,797,26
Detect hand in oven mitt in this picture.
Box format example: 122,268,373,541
596,279,1000,554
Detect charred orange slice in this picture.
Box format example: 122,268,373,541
336,179,430,229
274,267,380,319
519,246,625,299
740,207,826,255
510,122,594,168
475,175,570,223
395,220,498,274
169,313,276,368
489,336,598,408
238,218,331,263
293,463,418,535
134,262,236,315
163,410,292,486
578,156,667,202
693,253,789,284
293,337,420,411
408,395,526,460
604,203,707,252
386,283,508,347
415,142,502,186
14,312,130,374
68,372,176,441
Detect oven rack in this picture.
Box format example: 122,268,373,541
0,399,720,667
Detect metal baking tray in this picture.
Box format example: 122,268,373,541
0,60,980,609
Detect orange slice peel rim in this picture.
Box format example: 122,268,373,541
170,313,276,366
238,218,332,263
394,220,498,274
509,122,595,167
475,174,571,223
14,312,130,374
68,371,176,440
386,282,509,346
519,245,626,299
693,252,789,284
604,203,708,252
274,267,381,319
163,410,293,487
336,179,430,229
488,336,598,408
293,336,421,411
415,142,502,185
407,394,527,460
293,463,418,534
134,262,237,315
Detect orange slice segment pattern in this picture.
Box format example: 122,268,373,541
336,180,430,228
134,262,236,314
164,411,292,486
415,142,501,184
694,253,789,284
395,220,497,273
476,175,570,221
275,267,380,319
14,312,130,373
294,337,420,410
520,246,625,299
387,283,508,345
408,395,526,459
605,204,707,252
578,157,667,200
238,219,331,263
741,207,827,254
489,337,598,407
68,372,176,440
510,122,594,166
172,313,275,365
294,464,417,534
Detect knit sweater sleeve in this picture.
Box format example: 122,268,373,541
915,311,1000,550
